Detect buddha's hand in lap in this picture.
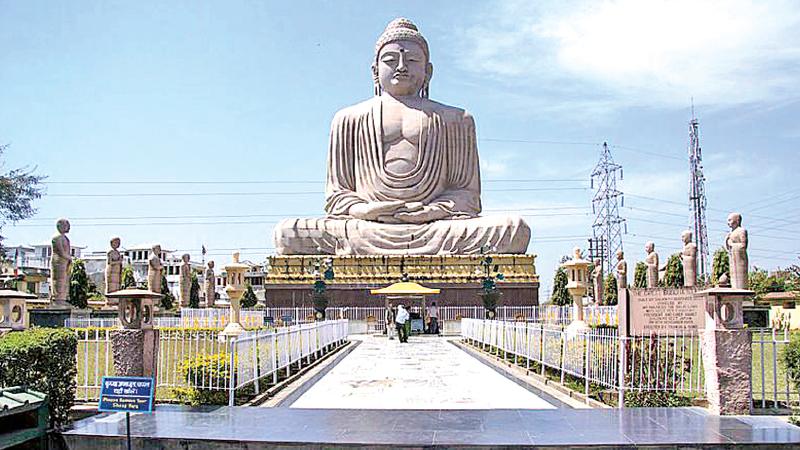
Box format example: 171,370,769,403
394,205,450,224
349,201,408,221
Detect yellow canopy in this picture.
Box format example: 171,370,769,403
370,281,440,296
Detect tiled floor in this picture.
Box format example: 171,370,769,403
290,335,558,409
63,405,800,448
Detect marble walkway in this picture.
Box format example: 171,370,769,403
289,335,560,409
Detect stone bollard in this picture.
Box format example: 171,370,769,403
698,283,753,415
106,289,162,384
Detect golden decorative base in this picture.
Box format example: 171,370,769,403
266,254,538,285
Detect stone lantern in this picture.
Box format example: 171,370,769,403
105,289,163,380
0,289,36,331
561,247,590,330
220,252,248,339
106,289,162,330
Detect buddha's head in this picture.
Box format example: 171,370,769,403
681,230,692,244
727,212,742,229
373,18,432,98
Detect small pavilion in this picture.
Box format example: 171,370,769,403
371,281,440,334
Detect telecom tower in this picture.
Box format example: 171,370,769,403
590,142,626,274
688,109,710,282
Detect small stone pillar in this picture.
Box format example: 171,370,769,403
698,283,753,415
220,253,247,339
0,289,35,331
561,247,590,331
106,289,163,381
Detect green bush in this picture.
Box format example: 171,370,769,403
661,253,684,288
0,328,78,428
712,247,729,285
241,283,258,309
174,353,233,405
551,267,571,306
624,390,692,407
633,262,647,288
603,274,617,306
69,259,90,309
783,332,800,391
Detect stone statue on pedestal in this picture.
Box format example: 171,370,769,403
50,219,72,304
204,261,216,307
725,212,749,289
147,245,164,293
105,237,123,295
645,242,659,288
681,230,698,287
615,250,627,289
273,18,530,255
179,253,191,307
592,259,604,305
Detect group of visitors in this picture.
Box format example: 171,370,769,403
384,301,440,343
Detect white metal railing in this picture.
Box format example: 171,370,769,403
461,319,704,404
74,320,349,403
180,308,265,328
751,328,798,408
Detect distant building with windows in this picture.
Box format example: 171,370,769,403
2,243,86,297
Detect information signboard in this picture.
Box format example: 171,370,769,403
627,287,704,335
98,377,154,413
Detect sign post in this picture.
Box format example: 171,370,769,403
98,376,155,450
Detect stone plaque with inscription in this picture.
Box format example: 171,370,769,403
627,287,703,335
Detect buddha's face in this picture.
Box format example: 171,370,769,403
376,41,431,97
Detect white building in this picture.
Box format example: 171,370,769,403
3,243,86,297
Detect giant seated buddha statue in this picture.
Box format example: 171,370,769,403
274,18,531,255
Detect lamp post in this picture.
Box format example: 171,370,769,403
561,247,590,331
105,288,163,381
220,252,247,339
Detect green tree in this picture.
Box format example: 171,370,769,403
633,262,647,288
158,274,174,310
550,266,571,305
121,265,136,289
241,282,258,308
661,253,684,288
68,259,90,309
0,144,45,252
604,273,618,305
712,247,729,285
189,272,201,308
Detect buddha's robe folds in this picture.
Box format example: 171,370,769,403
274,97,531,255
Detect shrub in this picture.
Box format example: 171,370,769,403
174,353,233,405
189,272,201,308
624,390,692,407
69,259,90,309
633,262,647,288
661,253,684,288
241,283,258,308
159,274,174,310
0,328,78,428
121,265,136,289
783,332,800,391
712,247,729,285
623,334,693,407
604,274,618,306
551,267,571,306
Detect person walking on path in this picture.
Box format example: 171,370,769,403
427,301,440,335
395,304,409,343
385,302,396,339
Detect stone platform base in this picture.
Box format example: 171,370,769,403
265,254,539,307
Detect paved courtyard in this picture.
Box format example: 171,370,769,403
290,335,559,409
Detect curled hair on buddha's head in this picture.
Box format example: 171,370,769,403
372,17,431,98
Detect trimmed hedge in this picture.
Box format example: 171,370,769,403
174,353,233,405
0,328,78,428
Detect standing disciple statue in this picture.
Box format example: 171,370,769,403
645,242,659,288
592,259,604,305
615,250,627,289
50,218,72,304
273,18,530,255
147,245,164,293
681,230,698,287
725,212,749,289
179,253,191,307
105,237,123,303
204,261,216,307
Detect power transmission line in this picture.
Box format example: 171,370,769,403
688,109,710,281
590,142,626,273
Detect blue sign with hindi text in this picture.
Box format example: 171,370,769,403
98,376,154,413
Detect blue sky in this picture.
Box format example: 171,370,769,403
1,1,798,299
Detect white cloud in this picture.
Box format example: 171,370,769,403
458,0,800,110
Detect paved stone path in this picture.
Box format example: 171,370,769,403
290,335,558,409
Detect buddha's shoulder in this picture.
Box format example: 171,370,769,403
423,99,474,123
332,98,378,122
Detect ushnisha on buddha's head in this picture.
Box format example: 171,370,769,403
372,18,433,98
